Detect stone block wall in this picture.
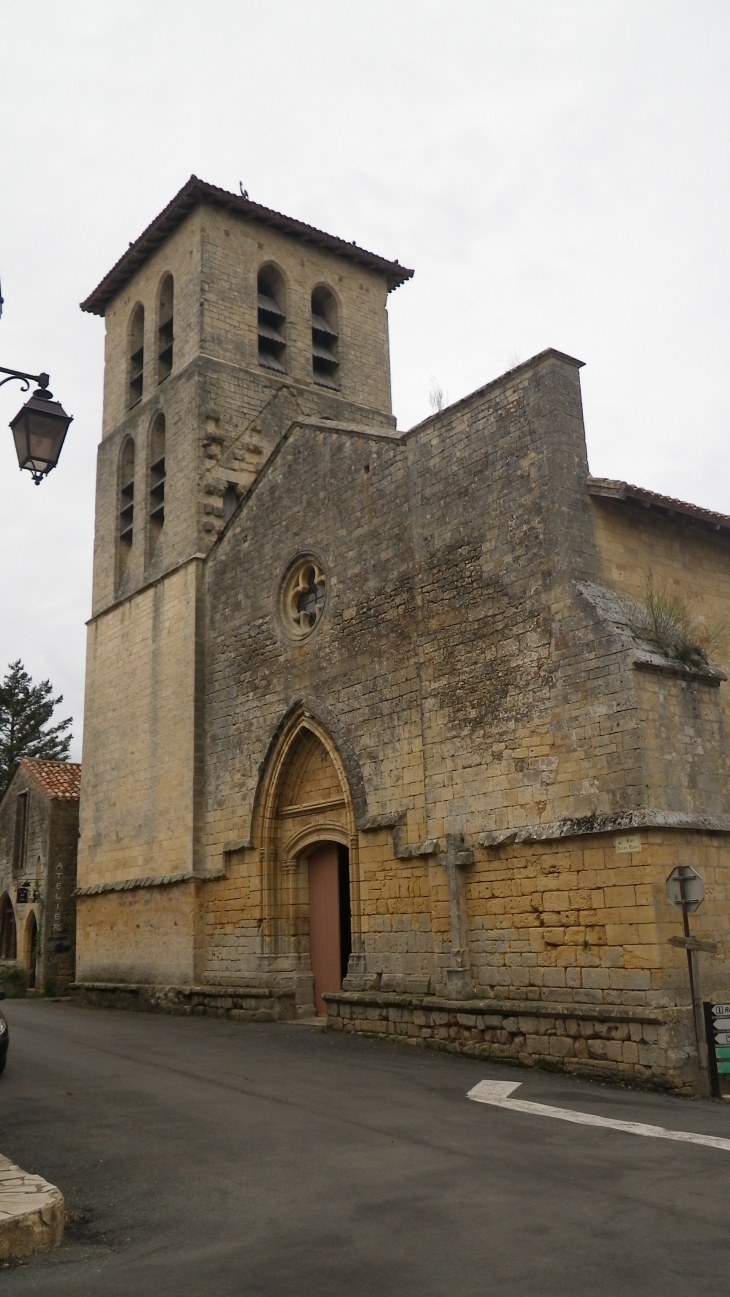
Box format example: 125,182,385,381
78,560,204,901
75,881,201,985
0,765,79,992
592,495,730,772
324,992,699,1094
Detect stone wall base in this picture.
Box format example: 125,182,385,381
323,991,700,1095
70,981,295,1022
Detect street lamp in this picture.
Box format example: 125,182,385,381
0,367,73,484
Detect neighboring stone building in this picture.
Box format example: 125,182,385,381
0,760,81,992
75,176,730,1093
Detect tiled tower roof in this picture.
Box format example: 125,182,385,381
81,175,414,315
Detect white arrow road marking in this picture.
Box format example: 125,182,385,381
467,1080,730,1152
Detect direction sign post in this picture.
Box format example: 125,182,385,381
666,866,711,1098
705,1002,730,1097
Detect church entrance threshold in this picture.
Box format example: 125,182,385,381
307,844,351,1015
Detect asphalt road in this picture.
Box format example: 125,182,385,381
2,1000,730,1296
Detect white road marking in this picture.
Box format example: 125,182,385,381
466,1080,730,1152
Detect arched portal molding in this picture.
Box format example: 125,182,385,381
282,821,351,861
252,702,363,970
251,695,369,840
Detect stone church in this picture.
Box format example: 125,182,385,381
75,176,730,1093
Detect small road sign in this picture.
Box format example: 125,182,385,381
666,866,704,912
710,1005,730,1079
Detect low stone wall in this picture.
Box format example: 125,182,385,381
323,991,699,1094
70,982,295,1022
0,1154,64,1262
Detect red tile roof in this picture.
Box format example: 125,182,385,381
588,477,730,536
20,759,81,801
80,175,414,315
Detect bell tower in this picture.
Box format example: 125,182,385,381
76,176,412,985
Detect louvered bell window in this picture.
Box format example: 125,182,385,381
257,270,286,372
128,305,144,408
148,413,166,556
311,289,339,388
157,275,174,383
118,436,135,578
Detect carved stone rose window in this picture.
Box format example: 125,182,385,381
280,556,326,640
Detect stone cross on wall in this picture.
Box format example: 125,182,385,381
440,833,475,998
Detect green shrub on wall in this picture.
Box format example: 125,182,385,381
0,965,28,997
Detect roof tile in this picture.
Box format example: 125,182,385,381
81,176,413,315
19,759,81,801
588,477,730,535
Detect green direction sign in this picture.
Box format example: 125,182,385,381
710,1009,730,1082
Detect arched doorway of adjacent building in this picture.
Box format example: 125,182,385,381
0,894,17,961
306,842,352,1016
25,910,38,988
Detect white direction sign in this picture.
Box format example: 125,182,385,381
666,865,704,913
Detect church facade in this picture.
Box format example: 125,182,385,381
75,177,730,1094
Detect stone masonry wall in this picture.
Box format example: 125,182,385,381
592,496,730,774
45,799,79,991
75,881,201,985
324,992,699,1094
0,769,49,982
78,562,203,891
0,768,79,991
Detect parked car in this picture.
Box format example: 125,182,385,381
0,993,8,1074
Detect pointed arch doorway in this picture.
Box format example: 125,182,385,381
255,708,363,1017
307,842,351,1016
25,911,38,989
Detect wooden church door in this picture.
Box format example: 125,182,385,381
308,844,342,1016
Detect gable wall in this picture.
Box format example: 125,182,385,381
592,496,730,733
0,768,79,990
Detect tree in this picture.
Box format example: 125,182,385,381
0,660,72,796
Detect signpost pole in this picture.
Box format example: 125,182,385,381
679,872,711,1098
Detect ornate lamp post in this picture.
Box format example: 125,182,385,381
0,276,73,484
1,368,73,484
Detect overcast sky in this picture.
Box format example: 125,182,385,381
1,1,728,760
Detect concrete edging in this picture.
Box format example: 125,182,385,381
0,1154,64,1262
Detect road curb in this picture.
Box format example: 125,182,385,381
0,1154,64,1261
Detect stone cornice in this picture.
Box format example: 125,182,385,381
357,811,439,858
74,868,225,897
478,809,730,848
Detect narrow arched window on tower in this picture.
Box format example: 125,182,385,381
257,267,286,372
223,483,239,524
12,792,27,876
118,436,135,575
311,287,339,388
148,413,166,555
128,304,144,407
157,275,174,383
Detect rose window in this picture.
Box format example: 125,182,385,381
280,558,326,639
